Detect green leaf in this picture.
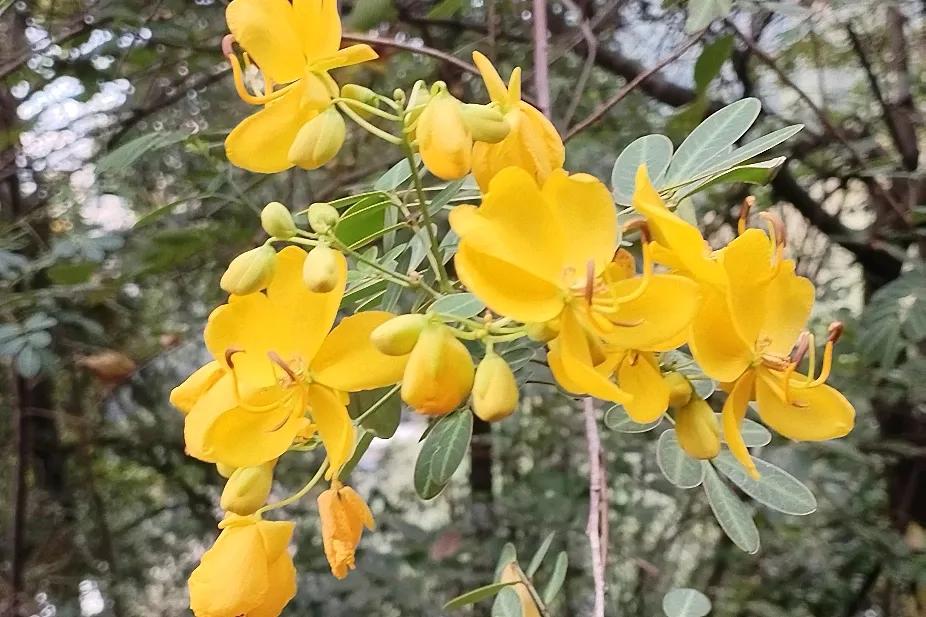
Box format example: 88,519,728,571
345,0,397,30
694,35,734,93
604,404,662,433
721,417,772,447
711,452,817,515
374,157,417,191
15,345,42,379
662,588,712,617
702,463,760,553
47,261,97,285
335,195,390,248
657,429,704,488
413,409,473,499
611,134,674,204
541,551,568,605
428,0,463,18
492,587,523,617
427,178,468,215
685,0,732,33
347,386,401,439
443,581,518,610
339,430,374,478
430,293,486,319
494,543,518,580
675,157,785,199
696,125,803,177
665,98,761,185
526,532,555,577
97,131,187,173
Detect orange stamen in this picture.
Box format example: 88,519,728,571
737,196,755,235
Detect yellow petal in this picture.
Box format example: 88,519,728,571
255,519,296,562
310,44,378,72
617,352,669,423
472,51,510,105
543,170,617,278
688,287,753,383
339,485,375,530
248,549,297,617
293,0,341,60
631,166,724,288
675,397,721,460
170,361,224,415
759,260,814,356
449,168,566,284
226,82,315,174
226,0,304,84
416,93,472,180
601,274,700,351
312,311,409,391
721,229,776,348
721,370,759,479
755,369,854,441
454,242,564,323
548,307,633,404
189,523,269,617
306,384,356,477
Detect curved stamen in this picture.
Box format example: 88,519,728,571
584,259,595,305
791,325,840,390
738,196,755,236
225,49,291,106
595,242,654,313
268,351,299,383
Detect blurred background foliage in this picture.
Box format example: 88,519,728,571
1,0,924,615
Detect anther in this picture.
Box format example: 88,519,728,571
221,34,236,57
827,321,844,344
267,351,299,383
623,219,652,244
759,211,787,248
225,347,244,368
738,196,755,235
584,259,595,305
789,331,810,365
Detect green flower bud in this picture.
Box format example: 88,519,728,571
220,245,276,296
303,244,341,293
472,352,519,422
288,106,346,170
460,103,510,144
260,201,297,239
220,461,275,515
664,371,693,408
307,202,340,234
370,313,428,356
404,80,431,133
340,83,378,119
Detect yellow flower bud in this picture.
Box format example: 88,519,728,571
404,80,430,132
525,320,559,343
675,398,721,460
664,371,693,408
216,463,236,478
340,83,378,118
401,323,475,415
416,91,473,180
472,352,519,422
219,461,275,515
307,202,340,234
370,313,428,356
220,245,276,296
460,103,510,144
288,106,346,170
260,201,297,239
302,244,341,293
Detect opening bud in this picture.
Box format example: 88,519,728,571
302,244,341,293
260,201,297,239
371,313,428,356
401,323,475,415
220,245,277,296
674,398,721,460
460,103,510,144
288,106,346,170
307,202,340,234
219,461,275,515
472,352,519,422
416,91,473,180
663,371,693,408
404,80,431,132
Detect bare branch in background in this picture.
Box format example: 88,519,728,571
584,396,607,617
531,0,551,116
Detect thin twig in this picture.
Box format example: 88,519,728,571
559,0,599,130
565,31,705,140
583,396,606,617
343,33,479,77
531,0,551,116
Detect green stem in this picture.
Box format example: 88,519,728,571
353,384,401,426
332,97,402,122
401,140,452,292
337,102,402,144
332,237,441,299
257,459,329,514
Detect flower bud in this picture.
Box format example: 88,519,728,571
302,244,341,293
404,80,430,131
260,201,297,239
219,461,275,515
525,320,558,343
674,398,721,460
460,103,510,144
340,83,378,118
371,314,428,356
472,352,519,422
288,106,346,170
401,324,475,415
664,371,693,408
216,463,236,478
307,202,340,234
220,245,276,296
416,91,472,180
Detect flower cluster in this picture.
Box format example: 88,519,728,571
171,0,855,615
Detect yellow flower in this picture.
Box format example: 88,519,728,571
172,246,408,475
188,515,296,617
470,51,565,191
416,89,473,180
449,169,699,407
223,0,377,173
317,481,375,579
400,322,475,415
472,352,519,422
690,229,854,477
